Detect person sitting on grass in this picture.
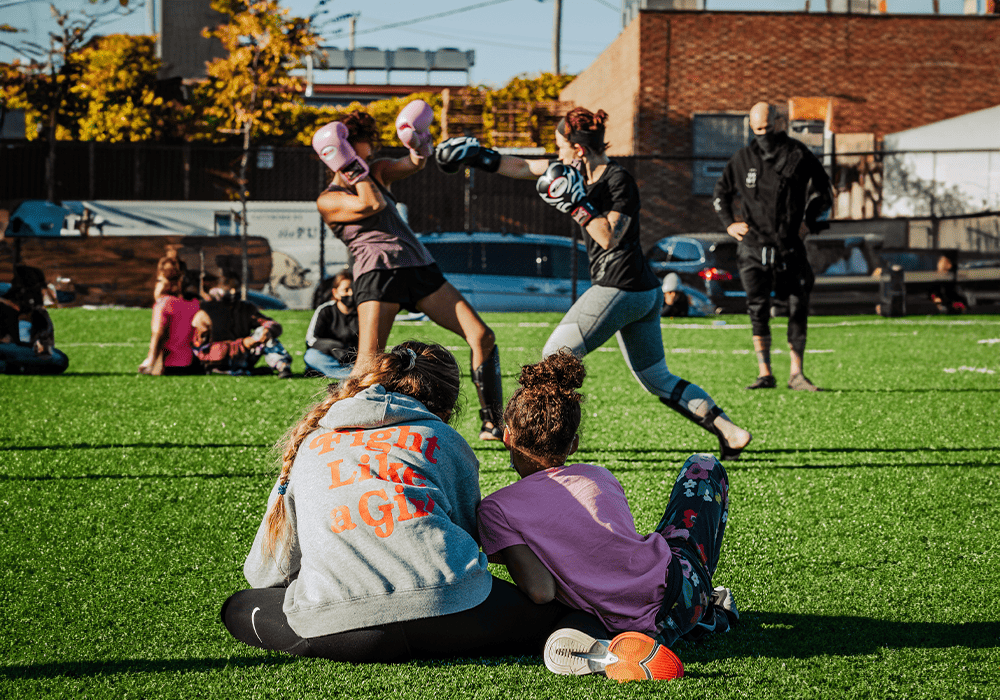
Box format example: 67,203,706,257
477,351,738,682
138,270,202,376
303,268,358,379
191,282,292,378
222,342,587,661
0,264,69,375
660,273,690,318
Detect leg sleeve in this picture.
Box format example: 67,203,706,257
542,285,636,359
615,292,718,423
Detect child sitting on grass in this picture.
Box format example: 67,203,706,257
222,342,579,661
477,351,738,682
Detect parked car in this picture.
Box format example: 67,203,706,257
649,232,886,315
647,233,745,314
416,232,590,312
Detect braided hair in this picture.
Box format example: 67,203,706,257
503,350,586,463
263,341,461,564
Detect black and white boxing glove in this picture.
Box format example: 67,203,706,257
435,136,501,174
536,161,599,226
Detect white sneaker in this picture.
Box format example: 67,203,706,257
543,628,684,681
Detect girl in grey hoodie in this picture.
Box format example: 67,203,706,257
221,341,578,661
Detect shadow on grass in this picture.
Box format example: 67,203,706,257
4,613,998,681
0,472,268,482
682,611,1000,661
0,655,297,681
823,388,1000,393
0,442,271,452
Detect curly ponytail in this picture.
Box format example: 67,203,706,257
503,350,586,462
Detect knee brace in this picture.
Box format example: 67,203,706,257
653,376,719,431
629,362,715,423
542,322,587,359
471,345,503,433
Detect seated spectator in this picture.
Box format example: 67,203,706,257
660,273,690,318
139,270,202,376
930,254,967,315
153,249,186,302
304,269,358,379
0,265,69,375
192,287,293,378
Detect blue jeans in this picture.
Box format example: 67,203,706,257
303,348,353,379
0,343,69,374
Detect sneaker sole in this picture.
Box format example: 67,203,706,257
543,628,614,676
604,632,684,682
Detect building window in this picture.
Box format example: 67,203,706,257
692,113,749,196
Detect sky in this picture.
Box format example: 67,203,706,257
0,0,978,88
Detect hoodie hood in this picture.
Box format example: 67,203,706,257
318,384,443,431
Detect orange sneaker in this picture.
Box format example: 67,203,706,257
543,629,683,682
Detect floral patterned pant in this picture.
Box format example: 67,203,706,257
652,453,730,646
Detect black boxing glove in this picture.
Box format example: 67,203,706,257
536,161,599,226
435,136,501,174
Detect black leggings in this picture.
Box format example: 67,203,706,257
221,576,605,662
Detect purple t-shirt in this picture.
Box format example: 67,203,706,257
478,463,672,635
325,180,434,278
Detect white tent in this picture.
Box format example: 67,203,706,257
882,104,1000,218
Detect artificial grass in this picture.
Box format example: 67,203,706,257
1,308,998,699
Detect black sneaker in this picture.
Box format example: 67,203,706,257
277,366,293,380
745,375,777,390
787,373,821,391
479,421,502,441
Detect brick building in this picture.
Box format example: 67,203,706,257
559,10,1000,248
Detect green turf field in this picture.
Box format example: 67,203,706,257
2,308,998,699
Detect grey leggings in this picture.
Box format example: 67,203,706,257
542,285,718,421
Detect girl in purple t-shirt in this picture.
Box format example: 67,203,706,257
314,108,503,441
477,351,738,681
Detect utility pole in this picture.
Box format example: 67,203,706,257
552,0,562,74
348,15,356,84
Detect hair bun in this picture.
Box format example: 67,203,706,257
518,351,585,393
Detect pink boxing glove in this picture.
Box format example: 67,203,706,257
395,100,434,158
311,121,369,185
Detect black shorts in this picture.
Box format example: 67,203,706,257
353,264,447,313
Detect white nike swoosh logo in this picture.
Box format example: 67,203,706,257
573,650,619,667
251,606,264,644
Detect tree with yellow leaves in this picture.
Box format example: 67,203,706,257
189,0,317,144
191,0,318,297
0,1,137,199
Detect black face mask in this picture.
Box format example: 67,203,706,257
338,293,355,310
755,132,780,157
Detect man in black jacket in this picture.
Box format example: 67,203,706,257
303,269,358,379
713,102,833,391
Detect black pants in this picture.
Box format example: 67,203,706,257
221,576,605,662
738,243,814,355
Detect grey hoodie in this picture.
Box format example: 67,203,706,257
244,384,491,637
